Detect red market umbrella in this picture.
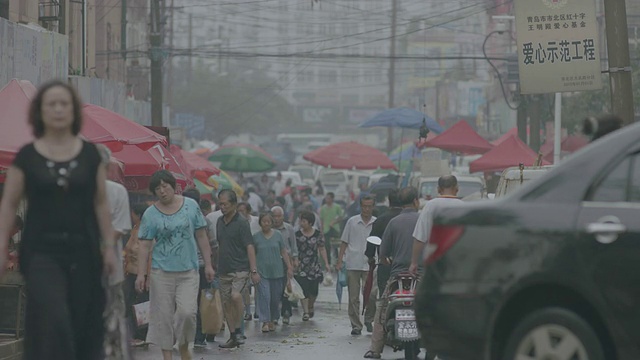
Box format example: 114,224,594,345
540,135,589,162
303,142,397,171
112,144,192,193
81,104,167,151
106,157,125,185
422,120,493,154
0,79,37,169
170,145,220,183
469,134,550,173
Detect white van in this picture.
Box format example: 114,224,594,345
319,170,370,204
493,166,554,198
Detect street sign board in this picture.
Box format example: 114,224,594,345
514,0,602,94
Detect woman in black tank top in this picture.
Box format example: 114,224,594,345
0,80,117,360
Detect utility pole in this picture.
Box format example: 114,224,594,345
528,95,541,152
517,96,527,144
167,0,174,110
150,0,164,127
387,0,397,153
188,13,193,84
604,0,634,124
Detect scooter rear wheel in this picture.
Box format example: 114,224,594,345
404,341,419,360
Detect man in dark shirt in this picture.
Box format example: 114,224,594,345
365,189,402,297
216,189,260,348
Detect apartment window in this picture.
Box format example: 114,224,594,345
0,0,8,20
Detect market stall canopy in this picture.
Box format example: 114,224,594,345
492,127,519,146
81,104,167,151
0,79,37,169
208,144,276,173
359,107,444,134
170,145,220,183
469,134,550,173
303,141,397,171
112,144,192,193
540,135,589,162
423,120,493,154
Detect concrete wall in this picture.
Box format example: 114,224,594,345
0,17,68,87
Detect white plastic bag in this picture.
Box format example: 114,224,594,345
285,277,305,301
322,271,334,287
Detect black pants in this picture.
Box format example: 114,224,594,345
23,253,105,360
123,273,149,341
377,264,391,299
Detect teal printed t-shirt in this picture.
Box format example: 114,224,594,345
253,230,285,279
138,197,207,272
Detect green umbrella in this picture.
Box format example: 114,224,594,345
208,171,244,197
194,179,214,196
208,144,276,173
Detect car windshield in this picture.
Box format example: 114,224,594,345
321,173,346,183
292,168,314,180
421,181,482,199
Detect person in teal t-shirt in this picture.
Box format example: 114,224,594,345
253,212,293,333
136,170,215,360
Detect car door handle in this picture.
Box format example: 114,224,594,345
586,216,626,244
586,223,627,234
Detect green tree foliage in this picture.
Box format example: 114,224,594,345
172,62,299,142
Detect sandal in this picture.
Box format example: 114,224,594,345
261,323,270,333
363,350,381,359
302,313,310,321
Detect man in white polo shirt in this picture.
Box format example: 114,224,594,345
410,175,463,274
337,195,377,336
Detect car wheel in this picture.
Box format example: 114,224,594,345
502,307,605,360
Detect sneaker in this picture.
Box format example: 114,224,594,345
261,323,270,333
282,316,290,325
273,319,279,325
194,339,207,348
244,313,252,321
269,322,276,332
351,328,362,336
365,322,373,333
219,338,241,349
254,313,259,319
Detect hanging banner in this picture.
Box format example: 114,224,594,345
515,0,602,94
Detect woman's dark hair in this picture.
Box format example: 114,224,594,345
200,199,212,212
149,170,176,195
583,114,623,142
299,210,315,225
29,80,83,138
258,212,273,226
182,188,201,203
131,203,148,218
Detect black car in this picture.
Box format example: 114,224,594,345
416,124,640,360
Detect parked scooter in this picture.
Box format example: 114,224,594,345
385,272,422,360
365,236,428,360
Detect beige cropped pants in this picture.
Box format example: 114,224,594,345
147,268,199,350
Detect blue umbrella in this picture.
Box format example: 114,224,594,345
359,107,444,134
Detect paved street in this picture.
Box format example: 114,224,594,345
132,283,416,360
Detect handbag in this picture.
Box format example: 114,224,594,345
200,287,223,335
132,301,150,328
